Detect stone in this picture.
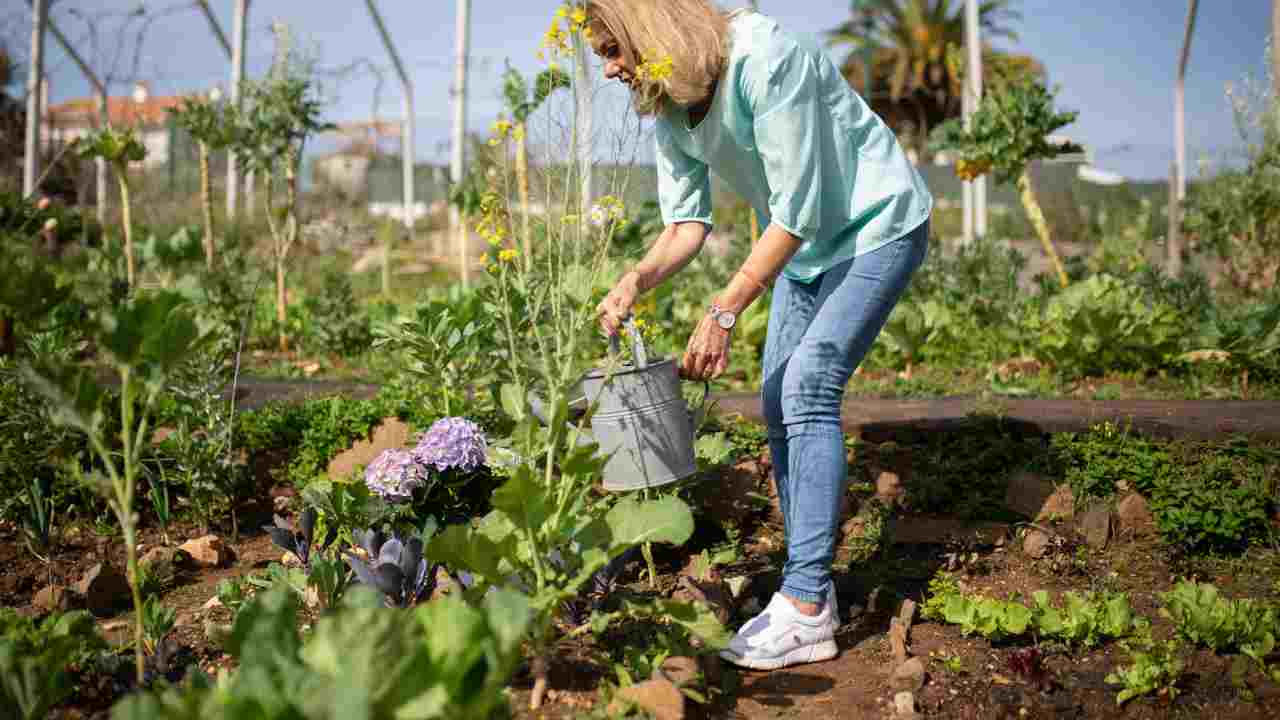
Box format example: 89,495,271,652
75,563,132,616
33,584,76,613
1004,471,1058,520
875,470,906,506
894,690,919,718
891,657,927,692
889,617,910,665
653,656,700,688
1076,504,1113,550
1022,529,1053,559
202,595,224,611
898,599,917,630
179,535,236,568
1038,486,1075,522
1116,494,1155,537
326,417,413,480
609,678,685,720
141,545,194,570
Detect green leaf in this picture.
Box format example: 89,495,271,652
426,523,506,582
489,466,551,534
604,495,694,550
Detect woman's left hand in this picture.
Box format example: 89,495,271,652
681,315,732,380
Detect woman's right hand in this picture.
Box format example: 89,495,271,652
596,271,642,336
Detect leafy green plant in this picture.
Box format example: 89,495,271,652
880,298,952,379
1031,590,1138,647
1026,274,1185,377
113,585,530,720
1149,458,1272,553
1048,421,1174,500
302,270,374,358
75,127,147,288
929,70,1082,287
1106,638,1185,706
141,596,176,656
1160,581,1278,663
21,291,209,684
21,476,56,563
1,609,106,720
937,591,1034,641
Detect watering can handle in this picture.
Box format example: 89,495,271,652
608,315,649,369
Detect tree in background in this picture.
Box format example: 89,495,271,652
825,0,1038,158
230,75,332,352
168,96,238,270
929,70,1082,287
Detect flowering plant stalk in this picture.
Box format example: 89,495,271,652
423,5,708,711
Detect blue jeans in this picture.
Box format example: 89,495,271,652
761,220,929,603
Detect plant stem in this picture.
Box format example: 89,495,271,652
199,140,215,269
276,255,288,352
117,367,146,685
529,652,550,710
516,122,531,268
117,166,136,289
1017,169,1068,288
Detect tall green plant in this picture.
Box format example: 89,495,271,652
21,292,209,684
229,75,333,352
76,127,148,288
168,96,237,270
929,71,1081,287
420,9,713,711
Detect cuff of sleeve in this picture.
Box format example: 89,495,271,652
666,217,715,229
767,216,813,243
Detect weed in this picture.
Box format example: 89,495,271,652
1106,638,1185,706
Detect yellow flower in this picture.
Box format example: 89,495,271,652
491,118,512,136
635,54,674,83
480,252,490,267
499,249,519,262
570,8,587,28
556,6,568,18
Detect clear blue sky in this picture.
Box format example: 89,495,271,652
25,1,1277,181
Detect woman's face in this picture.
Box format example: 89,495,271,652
594,32,635,88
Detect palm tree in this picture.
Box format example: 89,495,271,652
826,0,1038,158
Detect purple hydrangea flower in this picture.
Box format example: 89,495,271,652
412,417,487,472
364,448,426,503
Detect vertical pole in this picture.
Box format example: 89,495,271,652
23,0,48,198
1170,0,1198,276
95,91,107,225
965,0,986,239
227,0,249,221
450,0,471,265
575,32,593,227
961,86,973,246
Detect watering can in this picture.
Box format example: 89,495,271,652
529,317,710,492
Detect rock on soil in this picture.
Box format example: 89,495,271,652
894,690,922,719
609,677,685,720
1116,493,1156,537
179,535,236,568
1075,504,1113,550
890,657,927,692
74,563,132,616
326,417,413,480
34,584,79,613
653,656,700,688
1022,528,1053,558
875,469,906,506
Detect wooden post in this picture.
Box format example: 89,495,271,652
23,0,48,198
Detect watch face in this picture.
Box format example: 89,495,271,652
716,311,736,330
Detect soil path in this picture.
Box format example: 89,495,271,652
228,378,1280,440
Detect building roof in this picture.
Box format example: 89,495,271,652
45,94,185,129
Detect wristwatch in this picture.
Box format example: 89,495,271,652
708,303,737,330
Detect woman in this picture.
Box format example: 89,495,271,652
589,0,931,670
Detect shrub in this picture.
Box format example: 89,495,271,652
1027,274,1185,377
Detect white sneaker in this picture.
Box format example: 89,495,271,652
720,590,839,670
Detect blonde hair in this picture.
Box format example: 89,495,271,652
586,0,730,115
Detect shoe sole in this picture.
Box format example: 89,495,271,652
719,638,839,671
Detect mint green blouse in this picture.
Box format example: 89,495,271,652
656,11,933,283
